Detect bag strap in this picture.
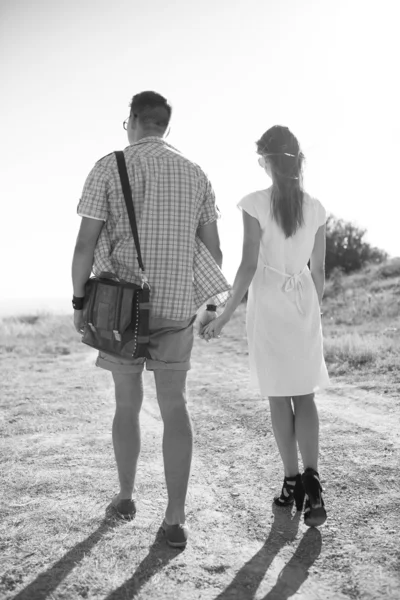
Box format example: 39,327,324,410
114,151,146,275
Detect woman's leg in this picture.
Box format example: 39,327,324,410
292,393,319,471
293,393,326,525
268,396,299,476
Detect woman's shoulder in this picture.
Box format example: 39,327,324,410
238,188,271,219
302,191,314,204
302,191,327,225
248,187,271,199
239,188,271,206
303,191,325,208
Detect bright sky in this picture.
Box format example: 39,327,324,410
1,0,399,313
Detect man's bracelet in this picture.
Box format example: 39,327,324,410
206,304,217,312
72,295,85,311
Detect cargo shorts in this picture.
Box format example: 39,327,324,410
95,315,197,374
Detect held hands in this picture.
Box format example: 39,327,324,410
199,311,230,341
196,309,216,339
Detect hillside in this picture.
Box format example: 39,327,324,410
320,257,400,396
2,258,400,396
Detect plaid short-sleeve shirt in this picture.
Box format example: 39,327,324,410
77,137,231,320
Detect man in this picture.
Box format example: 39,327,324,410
71,91,230,548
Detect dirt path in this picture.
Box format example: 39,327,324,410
187,343,400,600
1,327,400,599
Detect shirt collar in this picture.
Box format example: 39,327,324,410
126,136,181,156
130,136,166,147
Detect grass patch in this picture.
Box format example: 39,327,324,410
322,259,400,328
320,258,400,383
0,313,82,356
376,257,400,278
324,333,376,367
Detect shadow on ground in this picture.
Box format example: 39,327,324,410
103,525,179,599
10,504,178,600
214,503,322,600
10,503,321,600
11,506,119,600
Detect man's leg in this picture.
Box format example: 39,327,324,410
112,371,144,499
154,370,193,525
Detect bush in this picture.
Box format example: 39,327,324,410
330,266,345,294
325,215,388,278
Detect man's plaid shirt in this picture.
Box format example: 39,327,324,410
77,137,231,320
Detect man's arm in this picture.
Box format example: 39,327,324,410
72,217,104,297
194,220,224,332
197,220,223,268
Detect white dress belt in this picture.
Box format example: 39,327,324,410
263,264,308,314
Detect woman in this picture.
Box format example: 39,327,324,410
203,125,330,527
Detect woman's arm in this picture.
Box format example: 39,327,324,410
218,210,261,323
310,224,326,305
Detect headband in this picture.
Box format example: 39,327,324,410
262,152,297,158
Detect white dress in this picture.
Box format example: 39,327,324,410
238,188,330,397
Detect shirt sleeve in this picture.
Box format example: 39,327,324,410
198,177,220,227
237,194,259,221
77,163,109,221
315,198,327,228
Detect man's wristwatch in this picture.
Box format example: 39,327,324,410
206,304,217,312
72,295,85,311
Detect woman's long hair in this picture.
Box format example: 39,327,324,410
256,125,305,238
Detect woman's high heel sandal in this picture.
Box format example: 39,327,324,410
302,467,327,527
274,473,305,511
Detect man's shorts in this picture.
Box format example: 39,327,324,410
95,315,197,374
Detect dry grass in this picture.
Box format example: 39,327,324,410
320,259,400,383
0,313,84,357
324,333,376,367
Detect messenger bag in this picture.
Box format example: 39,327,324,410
81,151,150,359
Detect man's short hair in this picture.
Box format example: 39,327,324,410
130,91,172,132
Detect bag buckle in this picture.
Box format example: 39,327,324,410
113,330,122,341
88,322,96,332
140,273,151,290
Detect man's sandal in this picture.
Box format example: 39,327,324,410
111,495,136,521
162,519,189,548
